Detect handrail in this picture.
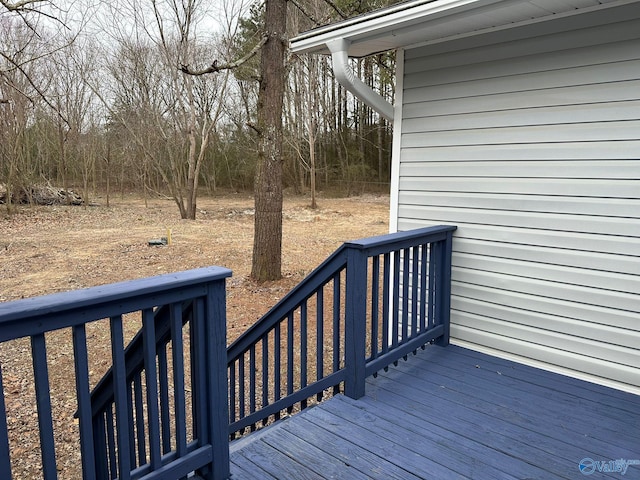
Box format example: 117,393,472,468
0,268,226,339
0,267,232,480
228,225,456,436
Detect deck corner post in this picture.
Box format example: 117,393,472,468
203,279,231,480
435,231,454,347
344,246,368,399
0,366,12,480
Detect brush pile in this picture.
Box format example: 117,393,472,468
0,184,83,206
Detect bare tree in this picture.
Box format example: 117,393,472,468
286,51,322,208
0,17,49,212
88,0,237,219
0,0,84,111
1,0,101,214
48,38,99,201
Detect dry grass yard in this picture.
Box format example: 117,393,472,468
0,192,389,479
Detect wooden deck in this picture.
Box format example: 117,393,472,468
229,345,640,479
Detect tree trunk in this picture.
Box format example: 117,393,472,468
105,144,111,207
309,134,317,209
186,126,198,220
251,0,287,282
378,118,384,181
308,61,318,210
57,121,68,203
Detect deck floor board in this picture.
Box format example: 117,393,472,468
364,372,621,478
304,398,470,479
426,358,638,440
370,356,638,458
280,415,425,480
423,349,640,419
229,345,640,479
403,354,638,451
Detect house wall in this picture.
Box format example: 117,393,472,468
395,13,640,393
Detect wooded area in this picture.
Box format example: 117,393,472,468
0,0,395,211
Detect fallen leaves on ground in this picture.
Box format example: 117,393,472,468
0,192,389,479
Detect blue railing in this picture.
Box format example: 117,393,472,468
0,225,456,479
228,225,456,435
0,267,231,480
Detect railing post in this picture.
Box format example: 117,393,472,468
0,366,12,480
204,279,231,480
435,230,454,347
344,246,368,399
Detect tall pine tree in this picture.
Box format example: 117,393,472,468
251,0,287,281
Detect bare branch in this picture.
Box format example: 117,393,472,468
320,0,348,20
180,33,268,76
288,0,322,26
0,49,70,125
1,38,77,75
0,0,47,11
246,121,260,135
1,0,69,38
0,0,62,23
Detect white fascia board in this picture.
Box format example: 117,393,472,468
289,0,495,55
290,0,639,57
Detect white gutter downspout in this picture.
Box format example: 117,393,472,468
327,38,394,122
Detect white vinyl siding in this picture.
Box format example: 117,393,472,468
396,14,640,393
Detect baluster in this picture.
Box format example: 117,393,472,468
142,308,162,469
238,354,245,424
126,379,136,468
316,288,324,401
392,250,400,351
133,373,146,466
191,298,207,444
0,366,12,480
229,362,236,427
158,342,171,454
170,303,187,457
370,256,380,362
30,333,57,480
427,242,436,329
274,323,281,419
92,411,109,478
411,246,420,340
332,273,341,394
261,334,269,424
106,406,117,478
249,345,256,429
382,253,390,357
72,324,96,479
110,315,132,480
287,313,294,413
188,304,196,442
402,247,410,347
420,243,428,335
300,301,308,409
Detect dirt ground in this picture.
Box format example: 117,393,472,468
0,192,389,478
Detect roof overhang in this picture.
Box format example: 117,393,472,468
290,0,638,57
